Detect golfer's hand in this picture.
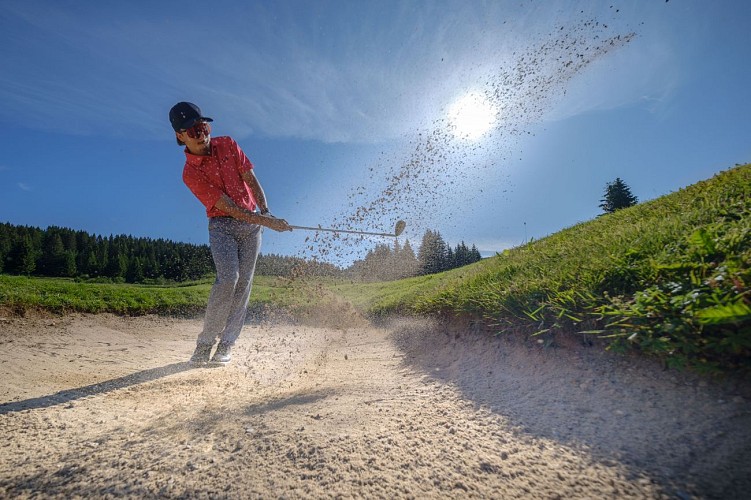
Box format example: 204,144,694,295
260,213,292,232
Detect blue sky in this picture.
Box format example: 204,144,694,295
1,1,749,265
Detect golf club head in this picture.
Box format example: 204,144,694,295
394,220,406,236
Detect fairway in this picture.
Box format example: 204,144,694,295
1,314,748,498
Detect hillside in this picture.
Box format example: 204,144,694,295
347,164,751,375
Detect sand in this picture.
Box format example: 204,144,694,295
0,312,749,498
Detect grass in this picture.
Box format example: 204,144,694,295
338,164,751,375
2,164,748,374
0,275,208,316
0,275,299,317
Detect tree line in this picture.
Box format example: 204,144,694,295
0,223,214,283
0,178,635,282
0,223,482,283
348,230,482,281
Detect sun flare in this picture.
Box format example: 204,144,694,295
447,93,498,140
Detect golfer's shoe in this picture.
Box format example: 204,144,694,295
211,343,232,363
189,344,213,364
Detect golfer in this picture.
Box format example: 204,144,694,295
169,101,291,364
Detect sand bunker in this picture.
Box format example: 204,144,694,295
0,313,749,498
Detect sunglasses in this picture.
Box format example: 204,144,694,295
182,121,210,139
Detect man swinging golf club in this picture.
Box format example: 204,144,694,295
170,101,292,364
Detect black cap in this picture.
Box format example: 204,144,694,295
169,101,213,131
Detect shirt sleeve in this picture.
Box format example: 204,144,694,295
229,137,254,174
182,165,224,211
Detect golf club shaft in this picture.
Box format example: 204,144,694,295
290,225,396,237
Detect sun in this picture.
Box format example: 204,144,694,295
447,92,498,140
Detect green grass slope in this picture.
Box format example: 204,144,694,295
355,164,751,374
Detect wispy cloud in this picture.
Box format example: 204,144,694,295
17,182,31,191
1,1,666,143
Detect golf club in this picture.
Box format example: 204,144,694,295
290,220,406,238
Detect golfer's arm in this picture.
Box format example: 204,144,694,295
242,170,269,214
213,194,265,224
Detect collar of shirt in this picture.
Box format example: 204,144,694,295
183,138,216,167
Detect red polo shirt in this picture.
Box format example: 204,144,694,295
182,136,257,218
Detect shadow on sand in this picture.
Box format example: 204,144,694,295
388,317,751,499
0,362,206,415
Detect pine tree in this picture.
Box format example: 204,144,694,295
0,224,10,273
418,230,448,275
39,232,73,277
453,241,470,268
105,237,127,279
599,178,638,214
126,257,145,283
396,239,419,278
470,244,482,263
9,234,38,275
